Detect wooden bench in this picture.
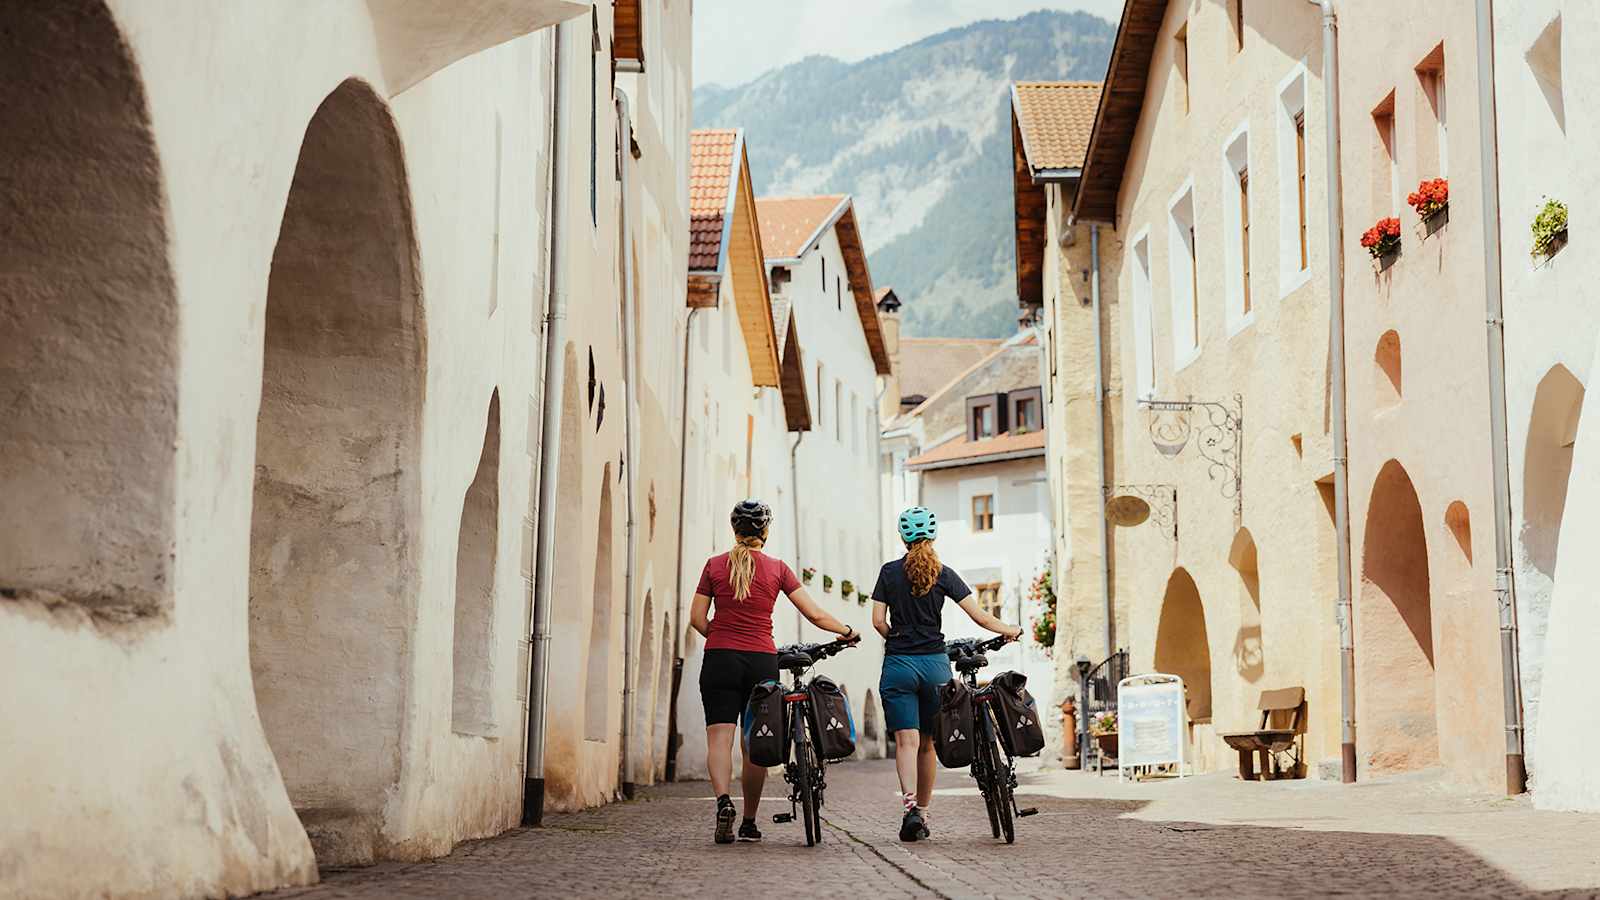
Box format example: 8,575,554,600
1220,687,1304,781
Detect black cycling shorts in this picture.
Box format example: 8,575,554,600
699,649,779,725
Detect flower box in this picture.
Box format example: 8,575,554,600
801,567,816,585
1421,204,1449,238
841,579,855,598
1378,247,1400,272
1094,732,1119,759
1532,198,1569,259
1361,216,1402,269
822,575,833,593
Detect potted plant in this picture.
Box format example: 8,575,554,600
822,574,833,594
1029,568,1056,655
1090,710,1119,758
1361,216,1402,271
840,579,855,600
801,566,816,586
1408,177,1449,236
1532,197,1568,259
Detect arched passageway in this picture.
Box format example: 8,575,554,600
248,79,423,864
453,391,501,737
1357,460,1438,773
1,0,177,621
1228,529,1265,685
1154,569,1213,721
584,466,615,742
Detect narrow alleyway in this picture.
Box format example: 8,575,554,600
268,760,1600,899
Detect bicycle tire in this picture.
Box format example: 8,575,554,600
809,754,825,843
976,714,1002,839
796,714,819,847
989,706,1016,844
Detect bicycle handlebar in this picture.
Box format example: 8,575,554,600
776,637,859,663
945,633,1013,660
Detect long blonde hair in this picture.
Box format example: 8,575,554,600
904,539,941,596
728,531,767,601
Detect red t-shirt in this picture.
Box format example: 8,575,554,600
696,551,801,653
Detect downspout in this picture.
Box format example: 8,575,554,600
790,432,806,638
1090,223,1113,660
1308,0,1358,785
663,306,703,782
524,21,568,827
1474,0,1527,795
615,90,641,801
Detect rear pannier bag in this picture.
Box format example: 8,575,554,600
990,671,1046,758
807,675,857,761
934,678,975,768
743,679,789,767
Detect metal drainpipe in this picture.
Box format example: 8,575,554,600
1308,0,1358,785
1473,0,1527,795
790,431,806,639
524,21,568,827
663,306,702,782
1090,223,1113,660
614,90,641,801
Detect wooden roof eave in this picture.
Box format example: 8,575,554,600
778,313,812,432
833,204,892,376
729,144,782,387
1071,0,1169,226
1011,106,1047,309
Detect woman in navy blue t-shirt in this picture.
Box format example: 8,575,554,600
871,506,1021,842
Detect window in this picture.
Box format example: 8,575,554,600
834,379,843,442
976,582,1003,617
1175,23,1190,113
966,394,1003,440
836,276,842,311
1416,43,1447,177
1240,169,1251,314
1233,0,1245,51
1008,387,1043,432
971,494,995,532
816,362,826,431
1222,127,1250,326
821,255,826,291
1168,186,1198,362
1131,231,1156,400
589,9,599,226
850,392,860,451
1276,67,1310,289
1373,92,1399,216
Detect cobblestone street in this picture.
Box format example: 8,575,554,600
269,760,1600,899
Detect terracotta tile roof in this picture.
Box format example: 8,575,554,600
905,429,1047,471
896,337,1005,407
755,195,848,261
1012,81,1103,172
689,129,739,272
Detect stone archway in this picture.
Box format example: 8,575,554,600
1357,460,1439,773
652,618,673,779
584,465,615,742
631,591,655,778
453,391,501,737
1154,568,1213,722
1,0,178,622
247,79,423,865
1228,529,1265,685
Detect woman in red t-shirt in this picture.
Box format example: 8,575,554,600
690,499,858,844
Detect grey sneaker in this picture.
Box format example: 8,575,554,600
714,796,736,844
899,806,929,842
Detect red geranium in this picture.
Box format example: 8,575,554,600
1360,216,1402,259
1407,177,1448,218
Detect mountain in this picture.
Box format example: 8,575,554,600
694,10,1115,338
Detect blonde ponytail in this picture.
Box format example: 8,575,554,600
904,539,940,596
728,533,766,601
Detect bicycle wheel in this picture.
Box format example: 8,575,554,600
795,715,819,847
975,716,1002,839
988,708,1016,844
809,755,825,843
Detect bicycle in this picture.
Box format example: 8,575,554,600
946,634,1038,844
768,636,857,847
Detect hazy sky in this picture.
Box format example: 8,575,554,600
692,1,1128,89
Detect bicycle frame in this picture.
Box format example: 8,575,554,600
947,635,1036,841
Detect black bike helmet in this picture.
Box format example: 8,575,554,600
730,499,773,537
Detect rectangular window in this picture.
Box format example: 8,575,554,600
821,255,826,291
589,10,599,226
1233,0,1245,51
836,276,842,311
1175,24,1190,113
1168,185,1198,362
1416,43,1447,177
850,392,860,451
1008,387,1043,432
971,495,995,533
1276,68,1310,288
1223,128,1250,326
1373,91,1399,216
1240,169,1251,314
834,380,843,443
1296,112,1308,269
976,582,1003,617
1131,233,1156,399
816,363,826,431
966,394,1003,440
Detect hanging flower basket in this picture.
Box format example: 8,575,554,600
1531,198,1569,259
1408,178,1449,238
822,575,834,593
801,567,816,585
1361,216,1402,270
840,579,855,599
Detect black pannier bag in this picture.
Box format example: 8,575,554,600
808,675,857,760
934,678,975,768
743,679,788,767
990,671,1046,758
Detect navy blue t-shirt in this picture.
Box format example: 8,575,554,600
871,559,972,655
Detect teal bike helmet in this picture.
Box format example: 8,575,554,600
898,506,938,543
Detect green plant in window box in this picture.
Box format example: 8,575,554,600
840,579,855,599
801,566,816,585
1532,197,1568,258
822,574,833,593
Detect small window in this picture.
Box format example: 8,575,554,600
1175,23,1190,113
834,380,843,443
821,255,826,291
1295,111,1308,269
1239,167,1252,315
971,495,995,533
836,276,842,311
967,394,1003,440
1233,0,1245,51
976,582,1003,617
1008,387,1043,432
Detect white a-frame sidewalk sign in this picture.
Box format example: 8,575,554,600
1116,673,1187,781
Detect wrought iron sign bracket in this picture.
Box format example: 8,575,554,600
1104,483,1177,542
1141,394,1243,525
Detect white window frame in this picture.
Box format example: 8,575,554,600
1130,228,1156,401
1166,179,1200,370
1276,62,1313,298
1221,121,1253,336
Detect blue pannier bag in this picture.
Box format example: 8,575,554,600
743,679,788,767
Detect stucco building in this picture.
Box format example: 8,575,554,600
0,1,692,895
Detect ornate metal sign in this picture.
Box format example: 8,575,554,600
1141,394,1243,524
1105,483,1177,542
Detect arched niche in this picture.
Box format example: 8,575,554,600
1228,529,1265,684
453,391,501,737
1154,568,1214,721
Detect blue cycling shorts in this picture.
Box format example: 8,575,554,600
879,652,953,734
